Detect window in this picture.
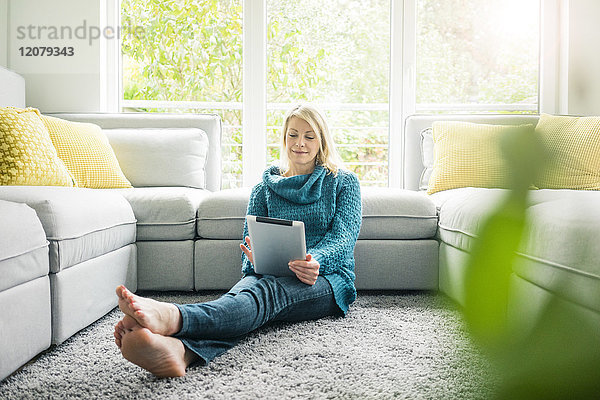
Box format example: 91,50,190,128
120,0,541,188
266,0,390,186
416,0,540,113
121,0,243,188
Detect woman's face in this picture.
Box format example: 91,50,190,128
285,116,320,173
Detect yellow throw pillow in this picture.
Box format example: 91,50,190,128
535,113,600,190
41,115,132,189
0,107,75,187
427,121,534,195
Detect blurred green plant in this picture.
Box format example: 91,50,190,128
463,126,600,399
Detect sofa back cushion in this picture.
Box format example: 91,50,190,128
419,128,434,190
104,128,209,189
427,121,535,194
535,113,600,190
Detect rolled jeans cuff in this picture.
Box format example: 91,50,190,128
173,303,191,337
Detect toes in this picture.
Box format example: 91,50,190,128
134,310,147,323
123,288,134,301
116,285,135,304
118,295,139,316
130,299,141,311
116,285,127,300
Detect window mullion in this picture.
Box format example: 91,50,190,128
242,0,267,187
389,0,416,189
100,0,120,112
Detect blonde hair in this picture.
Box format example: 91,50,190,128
279,104,344,175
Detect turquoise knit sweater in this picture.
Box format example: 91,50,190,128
241,165,362,315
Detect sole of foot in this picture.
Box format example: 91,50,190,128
120,328,187,378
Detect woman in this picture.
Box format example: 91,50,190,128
113,104,362,377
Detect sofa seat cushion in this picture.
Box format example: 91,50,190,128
434,188,600,312
0,200,49,291
196,187,439,241
360,188,438,239
197,188,251,239
108,187,210,240
0,186,136,272
516,190,600,312
432,188,509,252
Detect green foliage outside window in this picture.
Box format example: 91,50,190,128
416,0,539,108
121,0,391,187
121,0,539,188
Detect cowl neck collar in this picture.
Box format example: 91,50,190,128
263,165,327,204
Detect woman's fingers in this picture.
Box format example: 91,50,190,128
289,260,319,271
289,254,318,285
240,242,253,264
289,264,318,285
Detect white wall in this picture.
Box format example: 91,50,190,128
5,0,102,112
0,0,7,67
568,0,600,116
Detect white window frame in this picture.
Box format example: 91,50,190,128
540,0,568,115
389,0,416,188
242,0,267,186
100,0,121,112
112,0,556,189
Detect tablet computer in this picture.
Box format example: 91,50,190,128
246,215,306,277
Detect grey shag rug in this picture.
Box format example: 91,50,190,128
0,292,497,399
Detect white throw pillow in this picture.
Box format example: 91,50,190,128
419,127,434,190
104,128,209,189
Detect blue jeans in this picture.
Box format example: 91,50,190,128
174,274,341,365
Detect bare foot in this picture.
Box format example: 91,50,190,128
120,326,197,378
116,285,182,336
114,315,140,348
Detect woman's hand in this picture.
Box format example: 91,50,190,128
240,236,253,265
289,254,320,285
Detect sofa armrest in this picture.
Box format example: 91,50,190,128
0,66,26,108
